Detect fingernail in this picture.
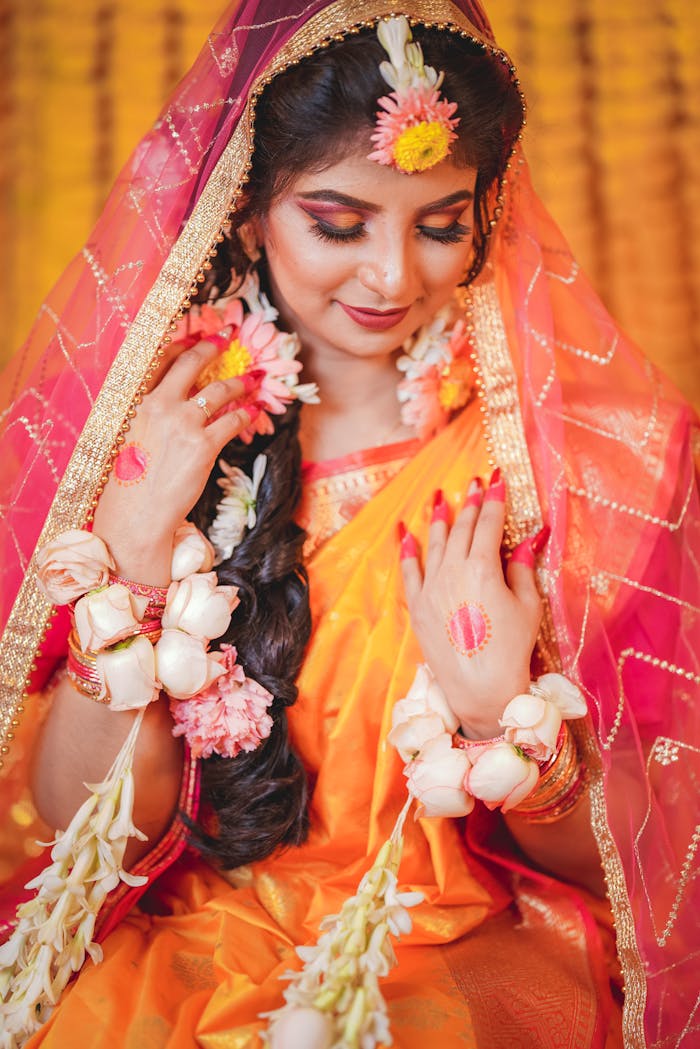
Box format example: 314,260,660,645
205,333,229,351
398,522,419,560
509,539,534,568
243,403,262,423
531,524,551,555
465,477,483,507
483,467,505,503
431,489,449,524
511,524,550,567
240,369,266,394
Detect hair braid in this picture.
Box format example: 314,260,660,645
188,403,311,868
185,24,523,867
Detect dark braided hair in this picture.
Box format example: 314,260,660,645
188,25,523,868
189,404,311,867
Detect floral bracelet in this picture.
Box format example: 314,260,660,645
36,525,273,760
387,665,588,819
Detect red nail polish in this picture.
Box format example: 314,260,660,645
205,333,229,351
531,524,551,555
244,403,262,423
484,467,505,503
509,540,535,568
431,489,449,524
398,521,407,541
465,477,483,507
240,369,266,394
399,525,419,560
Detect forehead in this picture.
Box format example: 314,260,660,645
274,150,477,211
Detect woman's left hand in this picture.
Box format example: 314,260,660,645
399,470,548,739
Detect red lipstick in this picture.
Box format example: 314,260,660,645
338,303,410,331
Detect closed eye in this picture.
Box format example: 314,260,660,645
310,218,472,246
309,219,366,244
418,221,472,245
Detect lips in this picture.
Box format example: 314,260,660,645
338,302,410,331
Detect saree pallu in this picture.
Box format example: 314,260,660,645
25,401,617,1049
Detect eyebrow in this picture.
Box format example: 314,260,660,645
296,188,474,214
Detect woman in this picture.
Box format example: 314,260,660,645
0,2,697,1047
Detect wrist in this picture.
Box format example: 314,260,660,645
96,535,173,588
389,665,589,820
458,719,502,742
455,675,531,741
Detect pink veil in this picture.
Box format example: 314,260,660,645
0,1,697,1045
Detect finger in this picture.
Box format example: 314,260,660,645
156,338,242,399
206,403,260,447
141,333,209,394
506,524,550,605
443,476,483,562
398,522,423,607
190,370,265,421
155,339,219,398
467,468,506,562
424,489,449,577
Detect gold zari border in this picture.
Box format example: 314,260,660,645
465,280,648,1048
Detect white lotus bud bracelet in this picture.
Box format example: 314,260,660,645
388,664,588,822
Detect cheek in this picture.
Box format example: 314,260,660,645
265,222,332,290
267,239,351,306
422,243,473,297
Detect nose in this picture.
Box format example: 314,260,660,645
357,232,415,304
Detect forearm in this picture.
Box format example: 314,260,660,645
504,793,605,897
32,674,183,868
30,521,185,865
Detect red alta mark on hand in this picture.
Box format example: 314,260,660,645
114,442,150,485
446,601,492,657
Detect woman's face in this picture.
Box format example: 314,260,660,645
257,150,477,364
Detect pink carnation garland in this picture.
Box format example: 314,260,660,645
170,644,273,760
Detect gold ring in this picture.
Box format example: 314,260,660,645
193,394,211,421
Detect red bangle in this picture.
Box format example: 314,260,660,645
108,572,169,621
454,724,566,769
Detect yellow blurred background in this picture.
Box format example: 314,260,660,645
0,0,698,407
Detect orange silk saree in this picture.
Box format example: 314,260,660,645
26,402,616,1049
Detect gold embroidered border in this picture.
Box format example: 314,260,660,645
465,280,648,1048
0,0,516,763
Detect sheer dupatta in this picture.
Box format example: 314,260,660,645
0,1,697,1045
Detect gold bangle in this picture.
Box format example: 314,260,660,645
67,629,107,701
515,770,588,824
509,724,587,823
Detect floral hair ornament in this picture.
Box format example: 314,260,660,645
368,15,460,174
208,453,267,564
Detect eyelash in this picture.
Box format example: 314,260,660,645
309,219,472,246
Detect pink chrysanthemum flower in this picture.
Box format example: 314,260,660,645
170,644,274,760
172,275,318,442
368,86,459,173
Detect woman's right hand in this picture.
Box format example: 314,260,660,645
92,339,260,584
399,476,544,739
